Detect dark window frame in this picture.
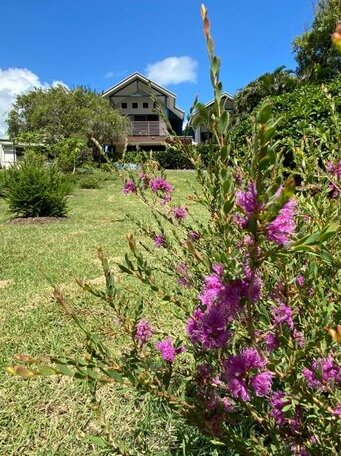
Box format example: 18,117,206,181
121,102,127,109
143,102,149,109
132,102,138,109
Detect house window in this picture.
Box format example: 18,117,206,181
143,102,149,109
132,102,138,109
121,102,127,109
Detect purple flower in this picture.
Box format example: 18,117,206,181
243,265,262,302
160,193,172,206
326,161,341,197
171,206,188,220
290,445,309,456
196,363,211,380
188,268,250,350
123,180,137,194
264,332,279,352
270,391,303,431
326,160,341,178
155,337,183,362
272,302,294,330
176,263,188,275
212,263,224,275
199,272,246,318
296,275,305,287
236,182,259,216
178,277,191,287
188,230,200,241
232,213,248,229
270,391,288,426
233,168,243,186
266,199,297,246
139,173,150,189
187,307,231,349
331,404,341,417
250,371,273,397
293,329,305,347
228,378,251,401
176,263,191,287
303,356,341,390
224,348,271,401
154,234,166,248
135,320,153,344
150,177,173,193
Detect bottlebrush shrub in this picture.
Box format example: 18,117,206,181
7,7,341,456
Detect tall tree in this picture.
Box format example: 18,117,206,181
7,85,130,159
293,0,341,81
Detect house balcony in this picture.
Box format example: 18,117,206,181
130,120,168,137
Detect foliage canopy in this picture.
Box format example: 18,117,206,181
293,0,341,82
7,85,130,160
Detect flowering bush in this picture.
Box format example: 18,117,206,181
7,6,341,455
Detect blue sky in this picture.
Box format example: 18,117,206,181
0,0,314,134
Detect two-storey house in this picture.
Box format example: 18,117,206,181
102,72,185,151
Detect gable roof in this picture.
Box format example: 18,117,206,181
103,72,185,119
102,72,178,100
203,92,234,109
190,92,234,121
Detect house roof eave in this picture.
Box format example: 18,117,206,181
102,72,177,99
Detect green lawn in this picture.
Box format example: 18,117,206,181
0,170,202,455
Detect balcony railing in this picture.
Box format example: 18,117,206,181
131,121,167,136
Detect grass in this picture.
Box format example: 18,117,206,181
0,170,204,455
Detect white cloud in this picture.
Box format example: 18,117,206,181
0,68,68,138
146,56,198,86
51,80,69,89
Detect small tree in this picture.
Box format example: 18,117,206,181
6,85,130,162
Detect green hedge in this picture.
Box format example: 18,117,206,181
123,147,193,169
231,75,341,151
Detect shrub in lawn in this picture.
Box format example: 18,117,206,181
8,9,341,456
123,148,193,169
5,151,72,217
152,146,193,169
79,175,101,189
100,162,115,173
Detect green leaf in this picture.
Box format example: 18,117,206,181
220,145,229,161
84,435,109,449
257,102,272,124
101,369,125,384
211,56,221,77
36,366,56,376
55,364,74,376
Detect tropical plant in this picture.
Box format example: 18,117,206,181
234,66,298,115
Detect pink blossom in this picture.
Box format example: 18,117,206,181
266,199,297,246
123,180,137,194
171,207,188,220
